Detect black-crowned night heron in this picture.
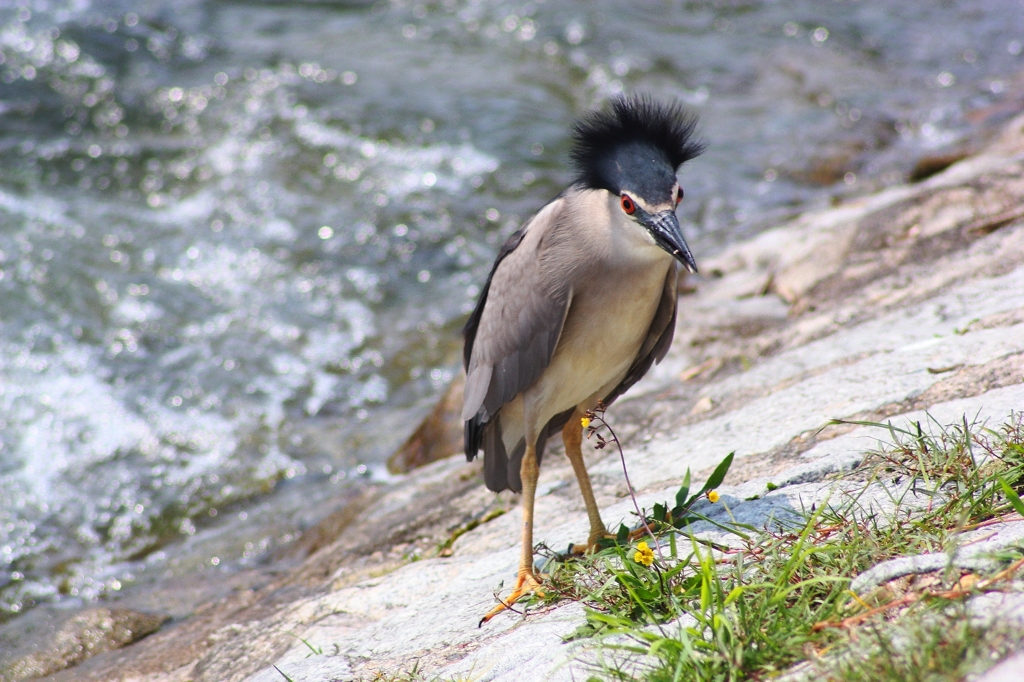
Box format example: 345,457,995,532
462,95,703,623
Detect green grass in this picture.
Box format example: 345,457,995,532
536,412,1024,681
820,608,1019,682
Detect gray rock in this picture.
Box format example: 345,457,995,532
247,656,353,682
0,607,166,681
851,522,1024,594
975,650,1024,682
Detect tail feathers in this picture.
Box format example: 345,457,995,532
482,420,509,492
476,407,576,494
465,413,485,463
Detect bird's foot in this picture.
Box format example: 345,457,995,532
627,526,654,542
569,527,656,555
479,570,544,626
568,534,614,555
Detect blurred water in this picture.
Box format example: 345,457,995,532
1,0,1023,621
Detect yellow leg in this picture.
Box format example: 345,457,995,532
564,413,609,554
480,443,544,625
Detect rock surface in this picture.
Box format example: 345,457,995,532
18,113,1024,681
0,607,166,681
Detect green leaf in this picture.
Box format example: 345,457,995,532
675,470,692,509
724,586,745,606
617,573,644,590
616,523,630,544
682,511,753,540
653,502,667,522
672,514,693,530
999,476,1024,517
698,451,735,496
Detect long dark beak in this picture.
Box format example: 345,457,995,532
643,210,698,273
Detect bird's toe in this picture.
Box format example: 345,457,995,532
479,570,544,626
569,532,616,556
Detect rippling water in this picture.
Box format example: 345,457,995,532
1,0,1023,621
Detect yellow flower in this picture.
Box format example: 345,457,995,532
708,490,720,503
633,541,655,567
580,417,591,429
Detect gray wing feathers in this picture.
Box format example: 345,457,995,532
462,365,491,424
482,312,565,414
462,199,572,423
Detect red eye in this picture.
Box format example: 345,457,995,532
676,189,684,205
620,195,636,215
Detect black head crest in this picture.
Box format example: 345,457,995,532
570,94,704,196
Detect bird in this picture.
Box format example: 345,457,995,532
461,95,704,624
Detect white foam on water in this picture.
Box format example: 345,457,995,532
294,119,499,199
